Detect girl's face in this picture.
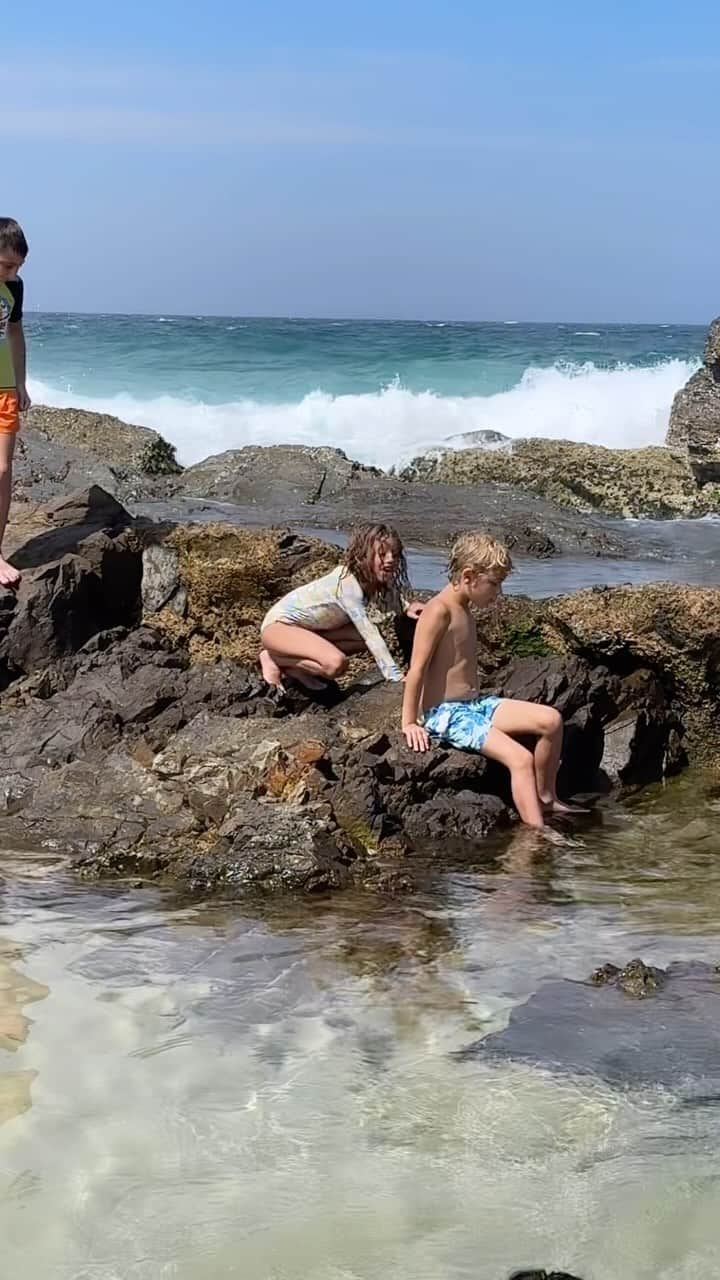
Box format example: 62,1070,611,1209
371,536,400,586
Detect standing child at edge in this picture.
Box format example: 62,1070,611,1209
0,218,30,589
402,532,585,829
260,522,424,691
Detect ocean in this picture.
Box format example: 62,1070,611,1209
25,314,703,470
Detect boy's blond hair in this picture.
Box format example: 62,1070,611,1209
448,531,513,582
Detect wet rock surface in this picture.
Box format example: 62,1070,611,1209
0,486,714,894
465,961,720,1095
173,443,627,557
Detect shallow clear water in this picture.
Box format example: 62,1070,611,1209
296,527,720,595
3,773,720,1279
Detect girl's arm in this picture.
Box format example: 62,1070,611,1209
339,574,404,681
401,600,449,751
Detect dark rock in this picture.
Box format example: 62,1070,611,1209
589,958,665,998
667,317,720,482
509,1272,584,1280
174,443,628,559
179,801,355,893
41,485,130,528
0,533,141,679
402,790,508,844
509,1272,585,1280
463,961,720,1094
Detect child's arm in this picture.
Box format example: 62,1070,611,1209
7,280,29,411
402,600,450,752
339,574,404,681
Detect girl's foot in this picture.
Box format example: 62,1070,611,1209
259,648,285,690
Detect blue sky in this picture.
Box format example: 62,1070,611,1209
5,1,720,320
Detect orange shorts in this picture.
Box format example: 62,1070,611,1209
0,391,19,435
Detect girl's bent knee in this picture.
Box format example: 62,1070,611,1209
325,652,349,679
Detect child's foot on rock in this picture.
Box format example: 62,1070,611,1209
259,648,285,690
0,556,21,590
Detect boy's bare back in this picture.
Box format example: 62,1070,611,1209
414,587,479,712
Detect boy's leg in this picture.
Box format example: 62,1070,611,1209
492,698,588,813
492,698,583,812
0,432,20,589
481,727,545,828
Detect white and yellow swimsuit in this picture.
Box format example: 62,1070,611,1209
261,565,404,681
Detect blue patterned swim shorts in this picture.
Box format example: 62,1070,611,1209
422,696,501,752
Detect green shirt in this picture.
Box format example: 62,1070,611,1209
0,279,23,390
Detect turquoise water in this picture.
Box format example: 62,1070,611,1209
26,315,703,468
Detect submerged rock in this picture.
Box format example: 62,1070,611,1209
509,1272,585,1280
464,961,720,1094
400,437,715,519
589,957,665,998
667,317,720,483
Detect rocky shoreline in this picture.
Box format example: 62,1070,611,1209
13,318,719,551
0,484,717,896
0,324,715,894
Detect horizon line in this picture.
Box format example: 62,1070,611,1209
25,309,709,328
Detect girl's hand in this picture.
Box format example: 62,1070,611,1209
405,601,425,620
403,723,431,752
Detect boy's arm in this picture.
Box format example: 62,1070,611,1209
402,601,449,752
7,323,29,411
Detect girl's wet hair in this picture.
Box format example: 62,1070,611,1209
341,522,409,600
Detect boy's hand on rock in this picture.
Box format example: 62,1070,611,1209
403,723,431,752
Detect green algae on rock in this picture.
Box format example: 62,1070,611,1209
401,437,719,519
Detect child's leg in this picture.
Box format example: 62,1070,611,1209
260,621,351,687
0,432,20,589
319,623,366,654
481,727,545,828
491,698,579,812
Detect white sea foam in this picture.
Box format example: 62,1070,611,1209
28,357,697,471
